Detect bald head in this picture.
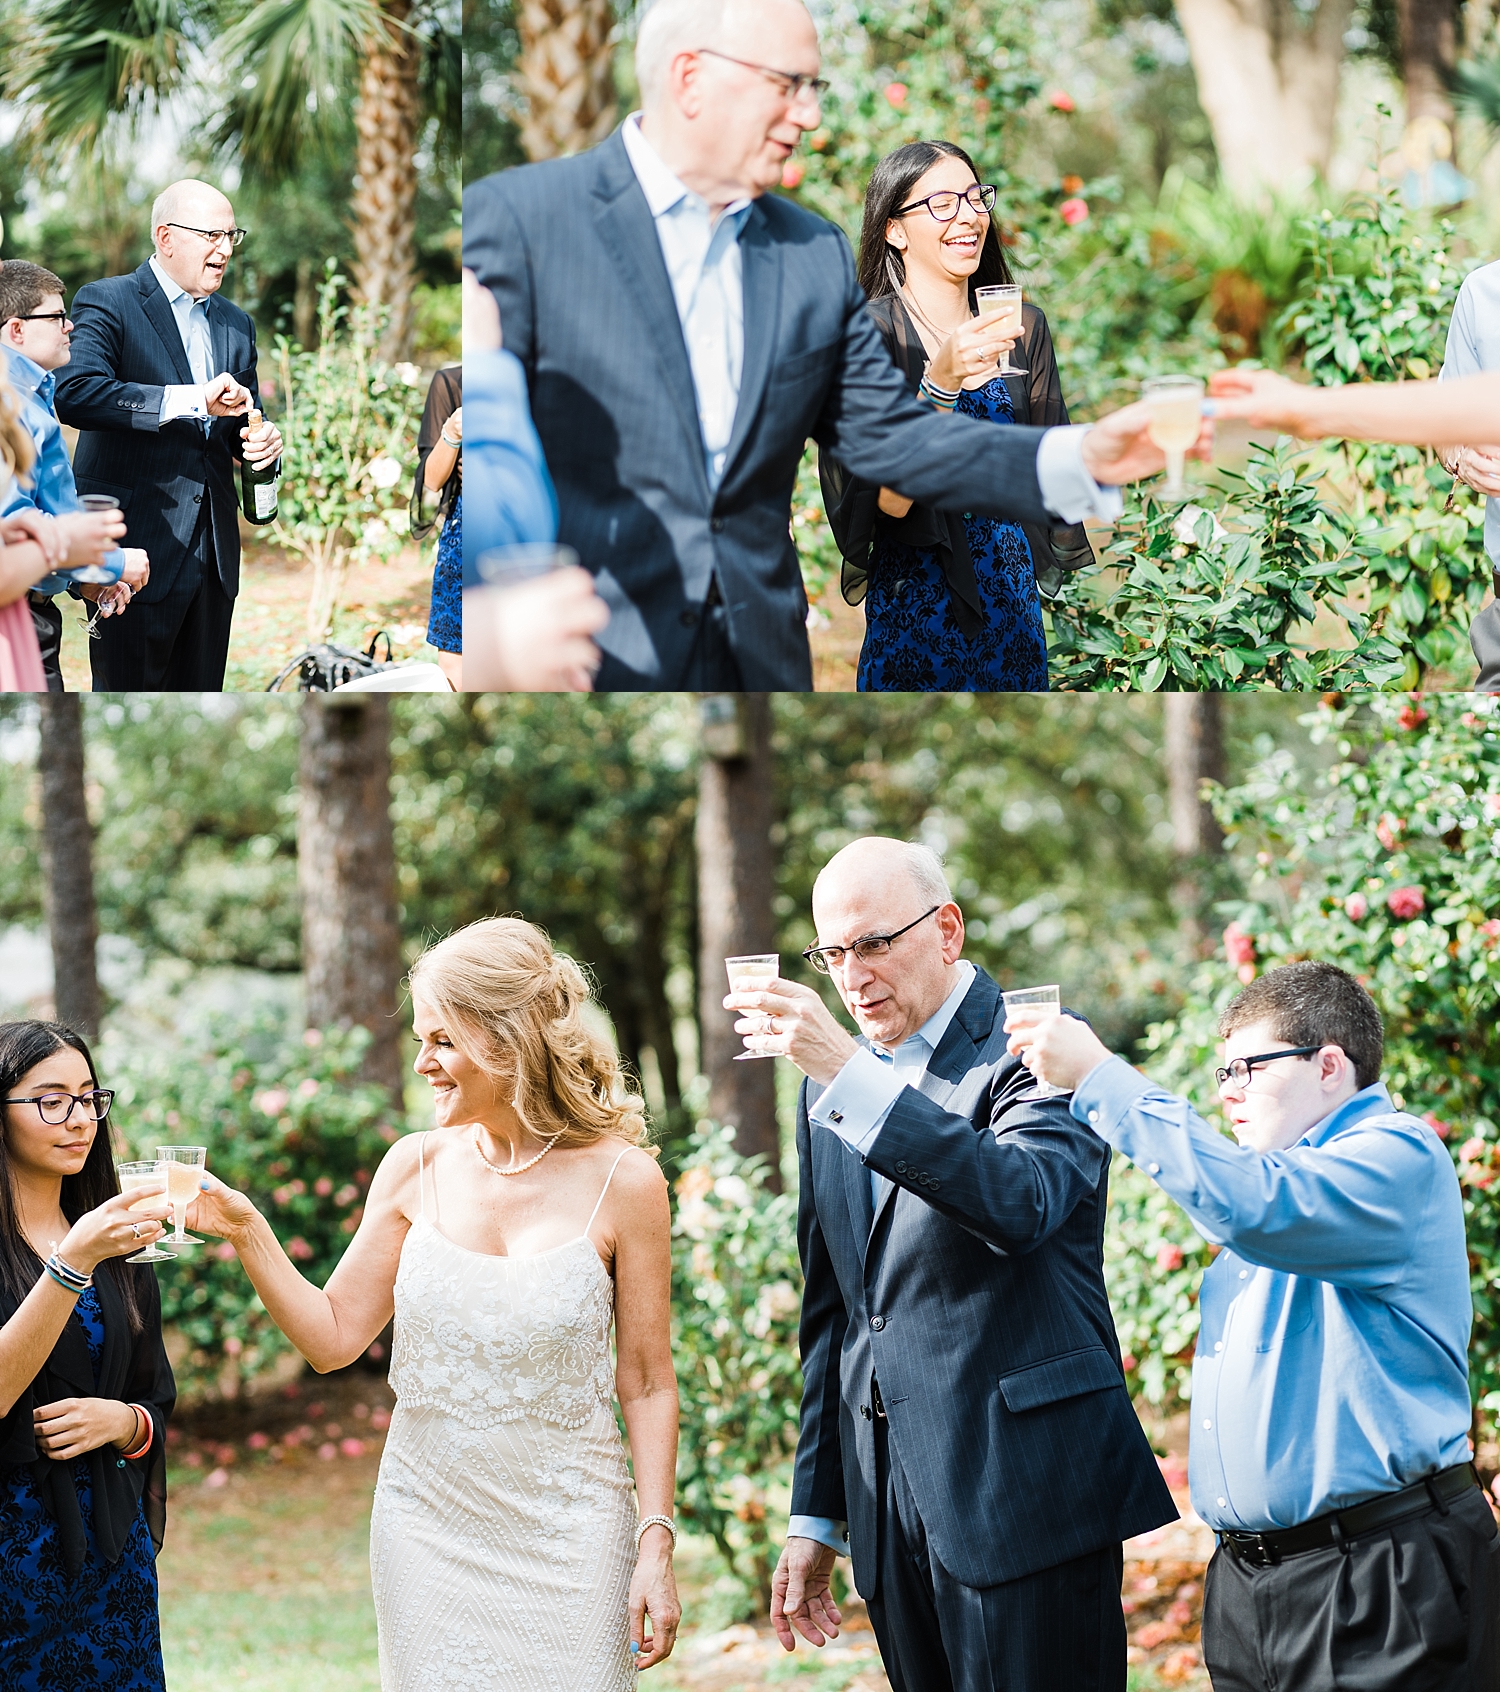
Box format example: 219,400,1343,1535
814,838,953,912
151,179,237,299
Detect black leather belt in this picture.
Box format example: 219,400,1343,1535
871,1378,887,1419
1218,1463,1479,1568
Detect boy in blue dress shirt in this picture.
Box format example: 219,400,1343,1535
1008,960,1496,1692
0,261,149,689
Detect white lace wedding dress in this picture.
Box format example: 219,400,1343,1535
370,1136,639,1691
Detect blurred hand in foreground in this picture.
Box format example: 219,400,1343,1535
464,567,608,690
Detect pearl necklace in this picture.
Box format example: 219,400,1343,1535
472,1126,563,1176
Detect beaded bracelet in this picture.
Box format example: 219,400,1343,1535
635,1514,678,1549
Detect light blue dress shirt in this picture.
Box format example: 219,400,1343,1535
1440,258,1500,567
618,118,1121,525
463,348,558,589
2,346,83,595
788,959,977,1554
149,255,216,429
1072,1056,1473,1533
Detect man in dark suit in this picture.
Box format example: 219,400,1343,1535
725,838,1177,1691
463,0,1205,689
54,179,283,689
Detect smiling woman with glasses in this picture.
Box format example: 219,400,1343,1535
818,138,1094,694
0,1019,175,1692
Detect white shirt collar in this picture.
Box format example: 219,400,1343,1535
877,959,977,1063
149,254,208,308
620,113,752,222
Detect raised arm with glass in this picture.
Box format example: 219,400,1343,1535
999,985,1069,1100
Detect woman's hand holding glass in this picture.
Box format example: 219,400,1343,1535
54,1189,171,1275
925,314,1022,393
181,1171,261,1246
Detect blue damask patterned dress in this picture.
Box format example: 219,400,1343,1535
427,490,463,655
858,376,1049,692
0,1287,165,1691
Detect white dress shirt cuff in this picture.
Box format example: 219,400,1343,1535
787,1515,848,1553
160,384,209,422
1037,425,1124,524
808,1047,906,1156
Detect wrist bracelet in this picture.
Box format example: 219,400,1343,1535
45,1265,84,1296
635,1514,677,1549
45,1253,91,1294
121,1405,153,1460
439,431,461,450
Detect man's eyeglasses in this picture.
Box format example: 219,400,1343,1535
694,47,829,105
6,1088,115,1124
1214,1047,1323,1091
803,907,940,974
164,223,248,249
894,184,998,223
14,312,71,325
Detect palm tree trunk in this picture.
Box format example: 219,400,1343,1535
516,0,618,161
351,0,423,360
37,697,102,1038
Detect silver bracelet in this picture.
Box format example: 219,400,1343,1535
635,1513,677,1549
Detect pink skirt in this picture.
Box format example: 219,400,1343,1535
0,597,46,691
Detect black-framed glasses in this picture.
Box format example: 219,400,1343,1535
695,46,829,104
164,222,248,249
803,907,940,974
5,1088,115,1124
14,311,71,325
1214,1047,1323,1091
894,184,998,223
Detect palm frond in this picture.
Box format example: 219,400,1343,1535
1453,52,1500,133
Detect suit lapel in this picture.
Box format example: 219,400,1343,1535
841,1134,876,1269
589,134,711,507
209,296,231,381
720,203,780,485
925,969,998,1083
137,265,194,385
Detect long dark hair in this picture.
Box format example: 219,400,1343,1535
0,1021,143,1335
856,140,1014,307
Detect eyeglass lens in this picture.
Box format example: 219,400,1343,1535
37,1091,111,1122
925,187,995,220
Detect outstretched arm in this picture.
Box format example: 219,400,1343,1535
1207,366,1500,446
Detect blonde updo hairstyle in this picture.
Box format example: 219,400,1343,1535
409,917,651,1151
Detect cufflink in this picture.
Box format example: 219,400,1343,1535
828,1110,844,1124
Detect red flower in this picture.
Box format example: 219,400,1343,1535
1344,892,1368,921
1481,919,1500,946
1156,1243,1183,1271
809,132,829,152
1386,885,1425,920
1059,197,1090,226
1396,700,1427,731
1223,921,1256,967
884,81,908,108
287,1236,314,1261
1375,813,1403,851
1422,1112,1452,1141
781,159,805,189
1048,89,1076,112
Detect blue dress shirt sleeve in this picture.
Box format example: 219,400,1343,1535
807,1048,905,1156
1036,426,1124,524
787,1515,848,1552
462,348,558,587
1072,1056,1439,1289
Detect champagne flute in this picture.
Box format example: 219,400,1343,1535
116,1161,176,1262
725,954,780,1060
973,284,1028,376
1141,376,1205,502
1000,985,1069,1100
156,1146,207,1244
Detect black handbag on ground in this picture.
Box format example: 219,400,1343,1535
266,631,395,692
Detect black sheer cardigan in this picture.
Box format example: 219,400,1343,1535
0,1260,175,1574
410,364,462,541
818,294,1095,631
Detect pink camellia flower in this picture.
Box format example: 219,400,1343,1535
1344,892,1368,921
1485,795,1500,819
247,1431,270,1451
297,1077,319,1098
318,1442,338,1461
884,81,908,108
1238,962,1256,983
1223,921,1256,967
1387,885,1425,920
1396,700,1427,731
1375,813,1402,851
214,1240,238,1260
1048,89,1076,111
287,1236,314,1261
1059,197,1089,226
340,1437,366,1458
1121,1353,1138,1373
1459,1136,1487,1163
1422,1112,1452,1141
314,1176,334,1197
1156,1243,1183,1272
781,159,804,189
254,1088,289,1117
204,1467,229,1488
1481,919,1500,946
370,1408,392,1431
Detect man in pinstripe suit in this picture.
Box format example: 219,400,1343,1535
726,837,1175,1691
54,179,282,689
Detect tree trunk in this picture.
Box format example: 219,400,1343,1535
695,694,781,1186
298,697,407,1102
1163,695,1227,956
1174,0,1354,194
36,697,101,1039
351,0,423,361
516,0,618,161
1397,0,1458,127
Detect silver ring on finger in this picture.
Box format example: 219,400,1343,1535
131,1221,143,1238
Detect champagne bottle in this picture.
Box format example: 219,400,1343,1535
240,408,280,525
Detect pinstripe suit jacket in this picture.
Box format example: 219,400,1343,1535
791,967,1176,1594
463,130,1052,690
54,262,259,602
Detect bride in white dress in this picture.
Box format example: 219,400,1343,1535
189,917,682,1687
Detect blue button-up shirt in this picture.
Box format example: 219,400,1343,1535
1073,1057,1472,1533
2,345,83,595
1440,257,1500,566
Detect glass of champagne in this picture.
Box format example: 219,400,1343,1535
116,1161,175,1262
725,954,780,1061
1141,375,1205,501
156,1146,207,1244
1000,985,1069,1100
973,284,1028,376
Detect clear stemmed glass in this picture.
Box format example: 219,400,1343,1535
156,1146,207,1244
116,1161,176,1262
725,954,780,1060
1141,375,1206,501
1000,985,1069,1101
974,284,1028,376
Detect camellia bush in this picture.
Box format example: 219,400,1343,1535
1110,693,1500,1439
103,1018,413,1402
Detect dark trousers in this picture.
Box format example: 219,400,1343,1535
678,584,745,689
1203,1483,1500,1692
28,596,64,691
865,1414,1127,1692
89,519,233,691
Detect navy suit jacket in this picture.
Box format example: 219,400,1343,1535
463,130,1052,689
54,262,258,602
792,967,1176,1594
1473,583,1500,691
